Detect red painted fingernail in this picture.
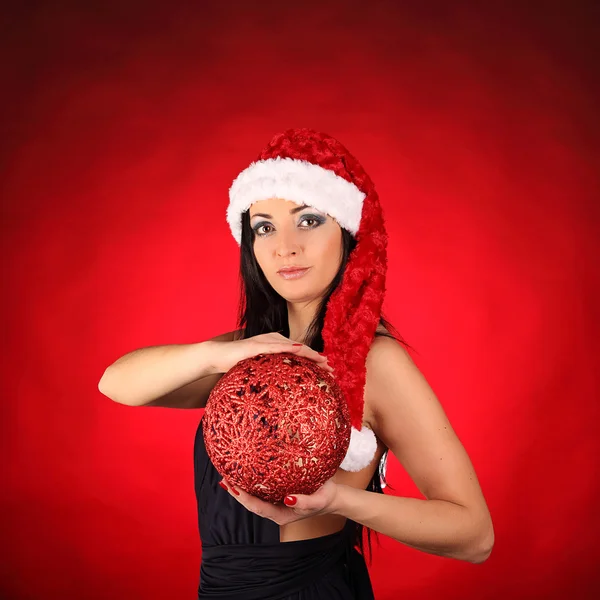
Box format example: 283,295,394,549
293,343,302,347
284,495,297,506
231,487,240,496
219,481,228,491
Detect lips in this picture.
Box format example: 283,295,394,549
278,267,311,280
278,267,309,274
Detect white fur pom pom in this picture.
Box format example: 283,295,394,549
339,425,377,472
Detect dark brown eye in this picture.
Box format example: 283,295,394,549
300,215,325,228
254,224,273,236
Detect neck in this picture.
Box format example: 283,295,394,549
286,299,320,343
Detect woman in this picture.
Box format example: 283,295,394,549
99,128,494,598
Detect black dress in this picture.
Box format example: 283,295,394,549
194,414,376,599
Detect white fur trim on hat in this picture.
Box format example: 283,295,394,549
339,425,378,472
227,157,366,245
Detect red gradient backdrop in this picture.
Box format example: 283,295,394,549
2,2,598,599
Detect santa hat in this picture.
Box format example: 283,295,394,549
226,128,388,472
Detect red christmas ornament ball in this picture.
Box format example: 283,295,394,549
202,352,351,503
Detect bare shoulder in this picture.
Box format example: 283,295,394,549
370,330,409,356
374,323,390,336
370,325,409,363
363,333,413,428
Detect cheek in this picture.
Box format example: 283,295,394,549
327,228,343,257
316,234,343,273
252,243,273,274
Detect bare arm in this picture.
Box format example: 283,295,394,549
355,336,494,562
97,330,242,409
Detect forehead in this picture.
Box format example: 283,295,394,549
249,197,312,216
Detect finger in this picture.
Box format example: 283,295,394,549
314,353,334,372
283,480,336,513
222,480,260,506
282,493,318,513
275,344,334,373
219,479,240,496
296,347,334,372
222,481,293,522
277,343,302,353
295,345,327,362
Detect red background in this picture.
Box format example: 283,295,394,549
2,1,599,598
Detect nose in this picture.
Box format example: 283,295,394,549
275,228,300,257
276,244,298,257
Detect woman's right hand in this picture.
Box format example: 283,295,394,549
209,332,333,375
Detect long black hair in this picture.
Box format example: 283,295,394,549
235,208,415,563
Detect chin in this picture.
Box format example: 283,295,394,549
276,287,308,300
272,283,313,301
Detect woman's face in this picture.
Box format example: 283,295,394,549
249,197,343,302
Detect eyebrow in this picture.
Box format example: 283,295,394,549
250,204,311,220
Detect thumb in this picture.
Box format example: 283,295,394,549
283,492,322,512
283,494,308,509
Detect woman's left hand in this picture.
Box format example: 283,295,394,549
219,477,339,525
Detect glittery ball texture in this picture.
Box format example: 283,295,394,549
202,352,351,503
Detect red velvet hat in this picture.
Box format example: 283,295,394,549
227,128,387,471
